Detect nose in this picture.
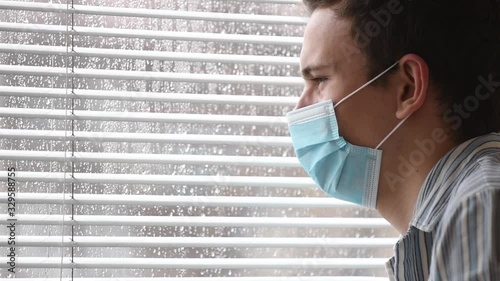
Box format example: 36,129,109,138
294,86,314,110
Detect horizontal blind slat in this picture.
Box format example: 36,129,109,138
0,86,299,106
0,129,293,146
0,171,315,187
0,257,387,269
0,193,350,208
0,1,306,25
0,65,303,85
0,108,288,126
0,44,300,65
0,236,397,248
0,215,390,228
0,276,388,281
0,150,300,166
0,22,303,45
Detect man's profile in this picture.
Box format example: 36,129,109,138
287,0,500,280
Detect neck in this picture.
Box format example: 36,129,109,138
376,130,457,234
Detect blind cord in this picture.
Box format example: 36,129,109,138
61,0,69,279
62,0,76,279
70,0,76,279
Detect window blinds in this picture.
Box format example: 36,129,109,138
0,0,398,280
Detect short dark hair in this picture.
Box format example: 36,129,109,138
303,0,500,143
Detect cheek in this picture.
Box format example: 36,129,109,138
334,92,388,146
317,84,327,99
307,82,330,101
320,79,347,103
296,83,322,109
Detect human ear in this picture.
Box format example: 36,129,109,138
394,54,430,119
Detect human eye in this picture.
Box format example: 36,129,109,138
312,77,327,83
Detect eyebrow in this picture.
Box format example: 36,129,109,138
299,64,333,78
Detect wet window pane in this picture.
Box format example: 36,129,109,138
0,0,398,279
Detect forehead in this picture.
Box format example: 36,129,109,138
301,7,355,69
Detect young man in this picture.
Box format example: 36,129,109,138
286,0,500,280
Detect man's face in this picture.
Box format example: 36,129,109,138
297,7,399,148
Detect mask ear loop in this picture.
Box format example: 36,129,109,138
334,61,400,109
375,114,411,150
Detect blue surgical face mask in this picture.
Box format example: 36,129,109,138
286,61,409,209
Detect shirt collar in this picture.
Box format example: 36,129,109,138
409,132,500,231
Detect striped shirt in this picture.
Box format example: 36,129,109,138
385,132,500,281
